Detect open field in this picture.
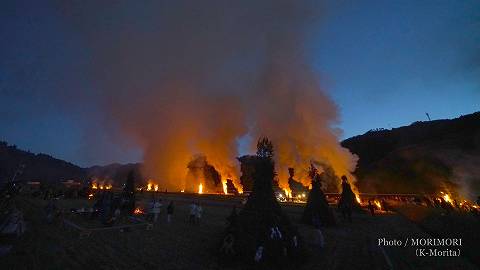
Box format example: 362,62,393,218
2,194,478,270
396,204,480,267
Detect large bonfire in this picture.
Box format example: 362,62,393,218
219,138,306,269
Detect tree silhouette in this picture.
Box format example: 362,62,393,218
256,137,274,159
220,138,306,269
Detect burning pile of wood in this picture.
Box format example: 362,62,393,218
186,155,224,194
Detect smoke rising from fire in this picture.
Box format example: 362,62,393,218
58,1,357,191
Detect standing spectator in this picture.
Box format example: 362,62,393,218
368,200,375,216
195,202,203,225
45,198,57,224
152,200,162,223
167,201,174,223
314,223,325,248
147,199,155,222
189,201,197,224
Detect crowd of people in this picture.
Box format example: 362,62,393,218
46,190,209,229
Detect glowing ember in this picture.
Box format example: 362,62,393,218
88,193,94,200
198,183,203,194
181,189,185,193
105,184,112,190
134,207,144,215
92,183,98,189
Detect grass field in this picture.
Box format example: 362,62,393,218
2,194,478,270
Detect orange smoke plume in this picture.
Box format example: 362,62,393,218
72,2,357,192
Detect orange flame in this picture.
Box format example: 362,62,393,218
374,200,381,210
134,207,144,215
355,194,362,204
198,183,203,194
439,191,454,206
222,180,228,194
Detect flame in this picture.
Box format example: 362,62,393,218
283,188,291,198
147,183,152,191
92,181,112,190
133,207,144,215
181,189,185,193
154,184,159,191
374,200,381,210
443,193,452,204
88,193,94,200
355,194,362,204
198,183,203,194
222,180,228,194
439,191,454,206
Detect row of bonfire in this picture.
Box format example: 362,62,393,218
91,138,361,269
82,138,360,269
84,138,479,270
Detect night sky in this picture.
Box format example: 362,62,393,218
1,0,479,167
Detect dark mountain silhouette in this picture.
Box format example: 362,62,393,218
342,112,480,198
0,141,141,185
0,141,85,183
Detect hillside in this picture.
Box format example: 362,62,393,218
0,141,86,183
0,140,142,186
342,112,480,198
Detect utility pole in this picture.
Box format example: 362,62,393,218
425,112,431,121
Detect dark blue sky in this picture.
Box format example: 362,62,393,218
314,1,479,138
1,1,479,167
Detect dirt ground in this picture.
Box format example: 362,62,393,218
2,194,478,270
